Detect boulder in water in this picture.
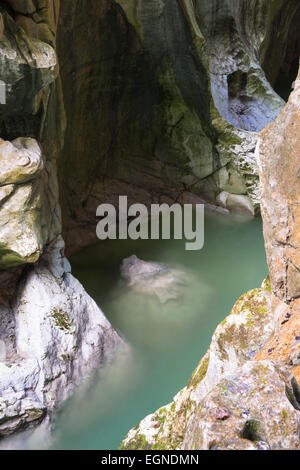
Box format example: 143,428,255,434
120,255,187,304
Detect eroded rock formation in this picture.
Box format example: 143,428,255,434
56,0,299,251
254,67,300,379
0,1,125,440
0,0,299,447
120,66,300,450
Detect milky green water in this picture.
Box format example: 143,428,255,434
52,210,267,450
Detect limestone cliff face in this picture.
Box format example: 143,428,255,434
0,1,125,440
254,67,300,381
55,0,299,251
0,0,299,446
1,1,298,252
258,67,300,303
120,66,300,450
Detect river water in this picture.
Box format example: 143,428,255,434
51,209,267,450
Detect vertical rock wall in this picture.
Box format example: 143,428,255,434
0,1,125,440
255,65,300,381
56,0,299,252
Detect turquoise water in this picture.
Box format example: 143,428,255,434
52,209,267,450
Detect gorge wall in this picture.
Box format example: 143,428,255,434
0,0,299,446
121,65,300,451
0,1,124,441
56,0,299,252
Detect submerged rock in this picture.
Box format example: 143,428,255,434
121,255,187,303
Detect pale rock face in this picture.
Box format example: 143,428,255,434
0,237,125,439
0,132,126,439
190,287,274,404
258,66,300,302
216,191,255,216
0,137,60,269
0,147,126,440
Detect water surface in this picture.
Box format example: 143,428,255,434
52,209,267,450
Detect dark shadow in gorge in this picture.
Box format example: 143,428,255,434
262,4,300,101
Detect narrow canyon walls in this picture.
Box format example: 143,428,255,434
258,66,300,302
120,64,300,450
0,0,125,439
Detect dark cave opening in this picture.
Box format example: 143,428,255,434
274,56,299,102
272,12,300,102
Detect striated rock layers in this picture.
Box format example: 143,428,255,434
0,135,124,440
120,66,300,450
255,67,300,379
56,0,299,251
0,1,298,253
